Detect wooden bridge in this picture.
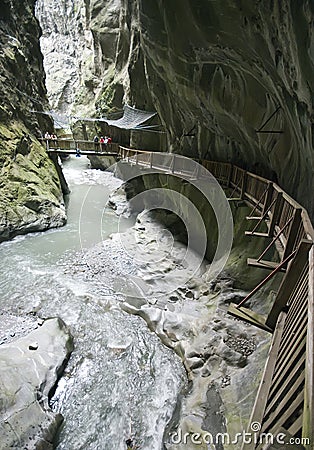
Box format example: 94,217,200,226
117,145,313,449
43,138,120,156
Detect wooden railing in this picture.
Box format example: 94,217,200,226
41,138,120,154
117,146,314,449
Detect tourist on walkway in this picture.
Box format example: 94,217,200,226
99,136,105,152
93,135,99,151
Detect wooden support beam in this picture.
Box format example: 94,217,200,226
282,208,302,260
268,192,284,236
266,240,312,329
241,172,247,200
247,258,285,271
245,231,269,237
227,164,233,187
245,196,277,236
262,182,274,215
228,303,272,332
237,248,297,309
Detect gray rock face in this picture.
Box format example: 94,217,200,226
35,0,123,117
0,0,66,242
37,0,313,215
0,318,73,449
114,0,314,216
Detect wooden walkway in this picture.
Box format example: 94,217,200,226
117,145,314,450
43,138,120,156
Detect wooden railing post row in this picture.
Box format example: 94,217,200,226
282,208,302,260
241,170,248,199
227,163,233,188
268,191,284,236
263,182,274,215
302,246,314,449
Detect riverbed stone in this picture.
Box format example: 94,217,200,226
0,317,73,449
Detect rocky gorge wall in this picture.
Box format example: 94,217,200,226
113,0,314,217
0,0,66,242
40,0,313,217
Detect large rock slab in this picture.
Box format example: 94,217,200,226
0,317,73,449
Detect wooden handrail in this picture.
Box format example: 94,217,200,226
117,144,313,446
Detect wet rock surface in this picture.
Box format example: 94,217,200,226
63,209,270,449
0,317,73,449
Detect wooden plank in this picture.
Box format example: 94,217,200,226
280,280,308,339
262,390,304,432
227,303,272,332
266,240,312,329
302,247,314,448
241,172,248,199
268,192,284,236
279,309,307,357
244,231,269,237
288,414,304,437
282,208,302,259
247,258,285,271
270,333,306,389
265,364,305,416
262,182,274,215
241,312,286,450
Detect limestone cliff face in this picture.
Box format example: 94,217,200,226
0,0,66,242
35,0,123,117
35,0,313,216
111,0,314,215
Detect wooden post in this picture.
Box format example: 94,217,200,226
263,182,274,215
240,171,247,199
150,152,153,169
227,164,233,188
266,240,312,329
236,248,297,309
172,154,176,173
268,192,284,236
136,151,138,165
282,208,302,260
302,247,314,449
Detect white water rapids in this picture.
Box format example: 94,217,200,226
0,156,186,450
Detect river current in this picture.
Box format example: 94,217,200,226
0,157,186,450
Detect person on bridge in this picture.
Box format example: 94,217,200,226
44,131,51,140
51,133,58,147
99,136,105,152
93,135,99,151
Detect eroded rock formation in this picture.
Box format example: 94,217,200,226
0,0,66,242
0,317,73,449
38,0,313,215
113,0,314,216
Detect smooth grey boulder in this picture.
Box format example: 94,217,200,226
0,317,73,449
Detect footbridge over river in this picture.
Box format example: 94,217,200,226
43,138,120,156
115,146,313,450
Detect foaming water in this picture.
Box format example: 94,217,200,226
0,156,186,449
